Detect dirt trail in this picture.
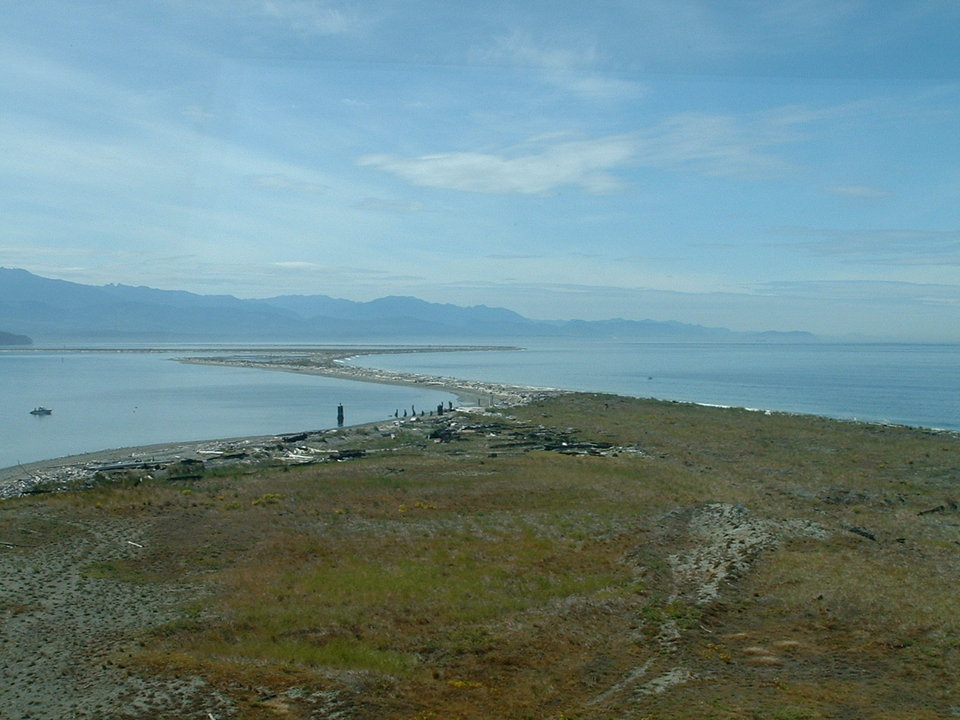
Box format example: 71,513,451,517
0,512,232,719
589,503,831,706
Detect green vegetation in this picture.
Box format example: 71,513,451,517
3,392,959,719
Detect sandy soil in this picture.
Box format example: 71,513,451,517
0,511,233,719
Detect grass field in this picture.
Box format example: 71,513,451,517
2,393,958,719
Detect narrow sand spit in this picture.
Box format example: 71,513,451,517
1,348,564,499
176,346,562,408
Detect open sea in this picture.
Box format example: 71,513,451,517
354,340,959,431
2,341,957,470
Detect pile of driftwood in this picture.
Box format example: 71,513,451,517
1,429,376,499
2,409,647,500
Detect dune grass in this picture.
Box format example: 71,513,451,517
6,392,959,719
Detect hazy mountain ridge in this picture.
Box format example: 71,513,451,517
0,268,815,342
0,330,32,345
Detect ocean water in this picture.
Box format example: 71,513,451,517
0,350,455,470
351,341,960,432
2,341,957,470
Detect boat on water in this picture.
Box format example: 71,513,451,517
30,407,52,416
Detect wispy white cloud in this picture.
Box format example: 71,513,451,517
755,279,960,305
252,0,370,36
635,111,800,178
752,0,867,42
475,31,643,100
253,174,327,193
360,103,824,193
182,105,216,123
359,135,636,195
486,254,544,260
270,261,388,275
272,261,325,270
617,254,680,263
1,42,111,100
0,245,94,259
778,227,960,265
358,197,425,213
825,184,891,199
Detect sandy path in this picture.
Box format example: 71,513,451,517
0,511,232,719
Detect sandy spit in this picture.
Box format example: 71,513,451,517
1,347,565,497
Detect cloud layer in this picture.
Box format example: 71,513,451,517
360,135,635,194
2,1,960,339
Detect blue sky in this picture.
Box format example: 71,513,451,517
3,1,959,340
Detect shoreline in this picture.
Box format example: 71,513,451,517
0,422,385,498
174,347,560,407
4,346,955,497
0,347,566,498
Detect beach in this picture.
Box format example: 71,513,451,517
175,346,558,407
0,348,564,498
5,340,957,474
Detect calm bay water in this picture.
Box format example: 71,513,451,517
2,341,957,470
0,350,455,470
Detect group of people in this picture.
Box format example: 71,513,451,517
335,399,456,426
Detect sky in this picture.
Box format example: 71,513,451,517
3,1,960,340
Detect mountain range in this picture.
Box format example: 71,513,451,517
0,330,32,345
0,268,814,343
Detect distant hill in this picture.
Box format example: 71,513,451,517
261,293,542,337
0,268,816,343
0,330,32,345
